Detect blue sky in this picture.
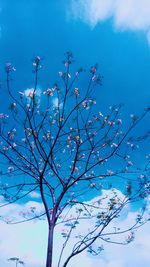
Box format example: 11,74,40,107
0,0,150,112
0,0,150,267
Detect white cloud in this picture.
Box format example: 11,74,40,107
24,88,41,105
24,200,44,213
52,97,63,109
52,190,148,266
28,191,41,199
0,191,150,267
69,0,150,44
24,88,41,97
64,210,150,267
0,198,46,267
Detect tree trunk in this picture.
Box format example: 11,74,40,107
46,225,54,267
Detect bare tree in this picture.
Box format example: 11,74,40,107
0,52,149,267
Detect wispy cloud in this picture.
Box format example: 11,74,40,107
69,0,150,44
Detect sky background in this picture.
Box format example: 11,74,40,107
0,0,150,267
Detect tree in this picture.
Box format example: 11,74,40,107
0,52,149,267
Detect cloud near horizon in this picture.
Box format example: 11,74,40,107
69,0,150,45
0,189,150,267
